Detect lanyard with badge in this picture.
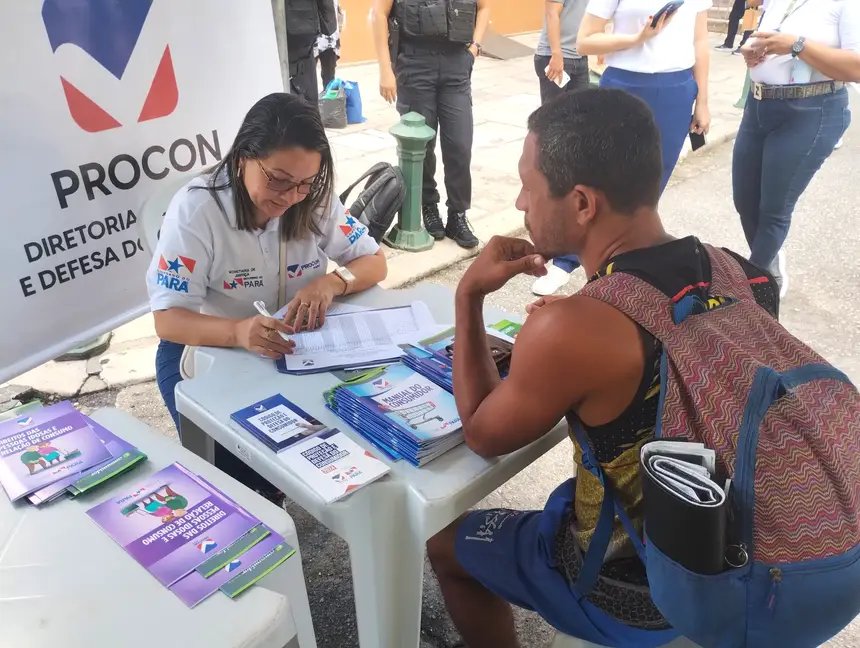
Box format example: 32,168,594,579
772,0,813,83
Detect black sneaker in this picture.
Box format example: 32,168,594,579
445,211,479,249
422,204,445,240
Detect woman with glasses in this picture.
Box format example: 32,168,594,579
147,93,386,501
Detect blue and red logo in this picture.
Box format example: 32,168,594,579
196,538,218,554
286,264,303,279
156,254,196,293
223,277,245,290
41,0,179,133
339,214,367,245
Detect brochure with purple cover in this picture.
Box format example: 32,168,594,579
87,463,260,587
28,416,140,505
0,401,112,501
169,531,285,607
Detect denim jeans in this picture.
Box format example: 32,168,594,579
732,88,850,269
155,339,280,494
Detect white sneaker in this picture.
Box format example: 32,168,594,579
531,264,572,296
777,250,789,299
835,137,844,150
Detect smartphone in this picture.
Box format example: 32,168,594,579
688,115,706,150
651,0,684,28
544,65,571,88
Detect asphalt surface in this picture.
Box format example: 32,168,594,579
73,113,859,647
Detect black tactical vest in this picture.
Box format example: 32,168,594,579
397,0,477,44
285,0,320,37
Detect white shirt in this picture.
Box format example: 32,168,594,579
750,0,860,85
146,174,379,319
585,0,712,73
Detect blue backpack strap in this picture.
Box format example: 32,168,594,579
571,422,647,597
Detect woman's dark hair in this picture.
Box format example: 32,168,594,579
193,92,334,241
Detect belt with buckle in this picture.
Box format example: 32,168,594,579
751,80,845,101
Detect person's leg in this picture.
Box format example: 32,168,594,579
718,0,746,49
428,483,681,648
319,49,337,90
737,29,754,50
428,515,520,648
155,339,283,498
438,49,478,247
749,90,850,269
732,97,766,250
396,50,444,237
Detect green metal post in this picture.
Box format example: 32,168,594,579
735,69,752,109
385,112,437,252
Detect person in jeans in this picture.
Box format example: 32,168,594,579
531,0,592,296
715,0,760,53
147,93,386,502
733,0,859,298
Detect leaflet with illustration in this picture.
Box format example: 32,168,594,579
279,428,390,503
28,416,147,505
0,401,112,501
87,462,260,587
231,394,328,453
170,531,284,608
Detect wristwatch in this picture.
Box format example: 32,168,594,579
333,266,355,295
468,41,483,57
791,36,806,58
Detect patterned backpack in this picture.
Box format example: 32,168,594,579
571,245,860,647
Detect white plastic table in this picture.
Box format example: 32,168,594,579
175,283,569,648
0,407,315,648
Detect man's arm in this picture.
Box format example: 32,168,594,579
472,0,492,47
691,11,711,134
372,0,397,101
545,1,565,83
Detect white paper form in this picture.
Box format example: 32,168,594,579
282,302,436,371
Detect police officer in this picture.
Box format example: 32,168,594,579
286,0,338,105
372,0,491,249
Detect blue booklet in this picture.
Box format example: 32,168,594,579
230,394,328,453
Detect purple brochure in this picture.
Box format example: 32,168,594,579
87,462,259,587
0,401,111,501
28,416,138,505
170,531,284,607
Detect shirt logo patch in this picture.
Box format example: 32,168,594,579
156,254,195,293
339,214,367,245
223,268,264,290
287,259,322,279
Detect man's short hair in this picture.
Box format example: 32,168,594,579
526,88,663,213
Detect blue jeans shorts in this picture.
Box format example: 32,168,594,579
454,479,680,648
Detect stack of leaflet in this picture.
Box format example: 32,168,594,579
325,363,463,466
400,320,520,393
0,400,147,505
230,394,390,503
88,462,297,607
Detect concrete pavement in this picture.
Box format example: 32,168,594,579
1,33,750,400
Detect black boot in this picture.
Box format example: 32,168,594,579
422,204,445,240
445,211,479,249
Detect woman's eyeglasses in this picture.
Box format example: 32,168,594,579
255,159,318,195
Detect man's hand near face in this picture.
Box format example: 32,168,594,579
457,236,548,300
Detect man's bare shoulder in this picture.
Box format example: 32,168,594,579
515,294,646,393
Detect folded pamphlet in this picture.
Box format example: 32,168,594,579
231,394,328,453
87,462,260,587
278,427,390,503
170,530,285,608
0,401,112,501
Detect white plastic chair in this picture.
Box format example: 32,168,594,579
551,634,701,648
139,173,195,257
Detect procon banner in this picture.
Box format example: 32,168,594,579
0,0,284,383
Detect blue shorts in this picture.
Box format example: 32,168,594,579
454,479,680,648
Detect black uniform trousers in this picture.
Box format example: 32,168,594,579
395,40,474,213
289,35,319,108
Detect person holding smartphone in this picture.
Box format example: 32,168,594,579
577,0,712,192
